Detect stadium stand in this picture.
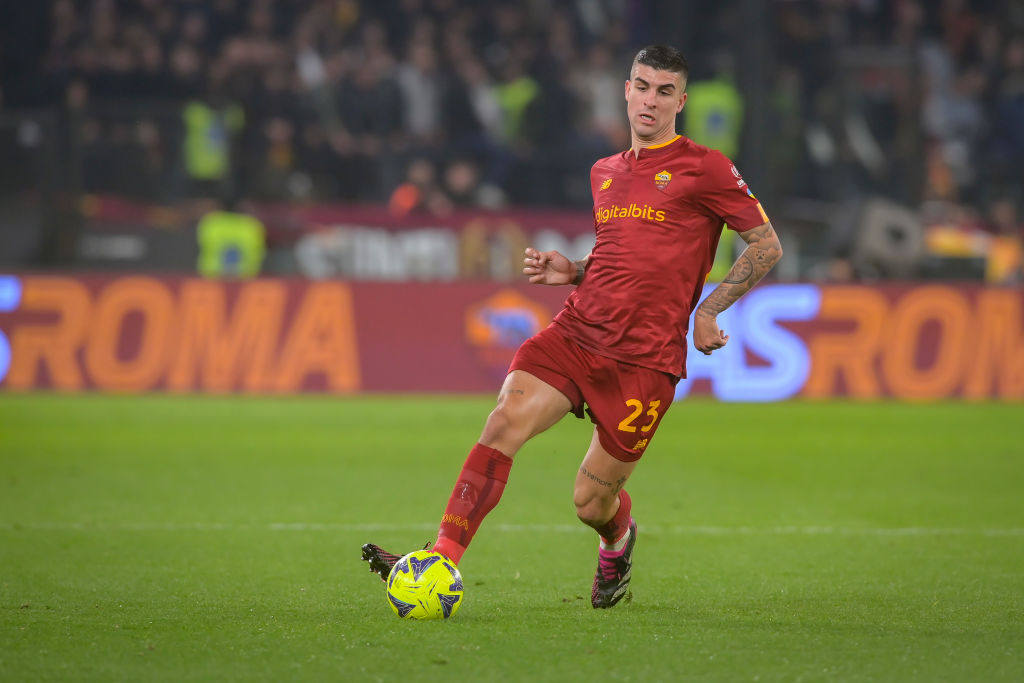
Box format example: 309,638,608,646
0,0,1020,281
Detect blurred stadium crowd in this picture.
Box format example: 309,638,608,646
0,0,1021,280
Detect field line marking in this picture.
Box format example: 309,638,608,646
1,522,1023,537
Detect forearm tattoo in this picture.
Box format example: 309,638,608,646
572,259,586,286
723,253,754,284
697,223,782,318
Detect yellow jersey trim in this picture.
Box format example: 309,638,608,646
646,135,682,150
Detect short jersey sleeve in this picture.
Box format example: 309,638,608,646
694,150,770,232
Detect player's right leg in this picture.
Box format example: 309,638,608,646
362,369,572,580
360,543,409,581
431,369,571,564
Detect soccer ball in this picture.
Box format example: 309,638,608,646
385,550,464,620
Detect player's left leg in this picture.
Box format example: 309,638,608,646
574,428,637,533
574,359,676,606
574,429,639,608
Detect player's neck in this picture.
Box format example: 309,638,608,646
630,131,679,157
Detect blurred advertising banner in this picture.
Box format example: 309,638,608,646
0,274,1022,400
76,197,598,280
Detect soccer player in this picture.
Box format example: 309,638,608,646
362,44,783,608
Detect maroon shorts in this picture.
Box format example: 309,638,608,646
508,324,678,462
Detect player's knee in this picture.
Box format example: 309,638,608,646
482,402,517,439
479,401,529,454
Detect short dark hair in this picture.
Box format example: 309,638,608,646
631,45,690,84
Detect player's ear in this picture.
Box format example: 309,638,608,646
676,92,687,113
624,79,631,101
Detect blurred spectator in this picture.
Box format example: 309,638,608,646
196,196,266,278
571,43,630,152
181,69,245,199
442,57,509,187
985,196,1023,284
986,35,1024,205
683,50,744,159
168,41,206,99
920,42,986,200
388,157,452,217
443,157,504,209
395,41,444,148
336,25,403,199
0,0,1020,281
493,56,540,149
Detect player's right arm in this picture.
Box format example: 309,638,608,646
523,248,591,286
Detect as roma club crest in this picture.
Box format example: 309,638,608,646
654,170,672,191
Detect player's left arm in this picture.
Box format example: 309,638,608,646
692,221,783,355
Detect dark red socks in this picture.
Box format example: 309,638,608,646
594,489,632,545
433,443,513,564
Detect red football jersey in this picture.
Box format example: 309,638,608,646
552,135,770,378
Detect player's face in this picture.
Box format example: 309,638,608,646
625,64,687,143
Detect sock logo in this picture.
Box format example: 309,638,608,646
454,481,478,504
442,513,470,531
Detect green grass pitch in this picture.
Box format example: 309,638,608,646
1,394,1022,682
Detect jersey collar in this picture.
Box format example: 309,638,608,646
630,134,683,159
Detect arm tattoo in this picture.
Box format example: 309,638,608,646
722,253,754,284
697,222,782,319
572,259,587,286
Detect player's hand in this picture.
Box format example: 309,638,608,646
692,311,729,355
523,247,574,285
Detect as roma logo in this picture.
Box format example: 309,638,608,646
465,289,552,379
654,170,672,190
